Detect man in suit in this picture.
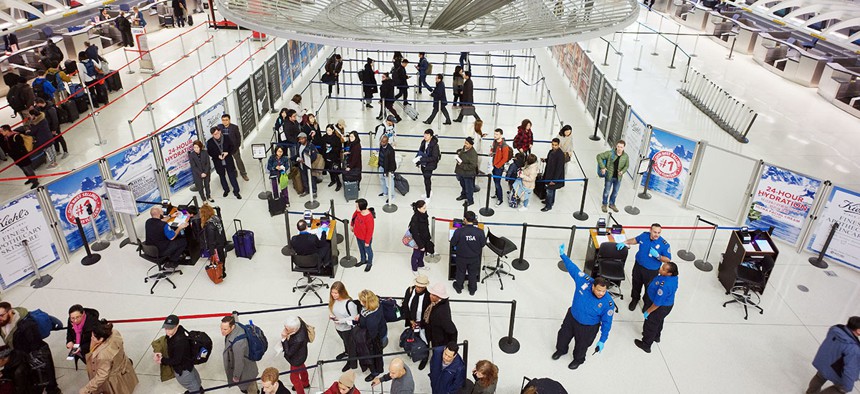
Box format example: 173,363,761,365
217,114,248,181
206,127,242,199
453,71,480,122
290,220,331,267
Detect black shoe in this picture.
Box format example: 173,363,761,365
30,182,39,189
395,116,402,122
376,116,383,120
628,299,638,312
24,179,32,185
443,121,452,125
378,193,385,197
551,351,564,360
568,360,582,370
463,201,474,207
335,185,342,192
455,196,466,201
541,206,551,212
634,339,651,353
336,352,348,360
469,290,475,296
454,288,462,294
223,191,230,197
328,181,337,187
654,337,661,343
342,364,353,372
355,261,366,267
366,104,373,108
235,193,242,199
364,264,372,272
365,373,378,382
453,119,462,123
496,199,503,206
423,120,431,124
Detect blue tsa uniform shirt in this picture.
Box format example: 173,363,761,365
634,232,672,270
562,254,615,342
647,275,678,306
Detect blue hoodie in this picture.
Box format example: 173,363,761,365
812,324,860,391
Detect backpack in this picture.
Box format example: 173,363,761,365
20,134,34,152
27,309,63,339
426,63,433,74
45,70,60,88
32,78,55,100
7,85,24,110
187,330,213,364
232,321,267,362
380,298,402,322
83,60,101,77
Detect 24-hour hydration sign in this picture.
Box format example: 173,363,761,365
746,164,821,245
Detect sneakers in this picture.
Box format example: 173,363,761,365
495,198,503,206
47,162,59,168
62,152,69,159
463,201,474,207
208,198,215,203
609,204,619,212
420,266,430,271
601,205,608,213
412,270,419,276
455,196,466,201
518,206,528,212
628,299,638,312
634,339,651,353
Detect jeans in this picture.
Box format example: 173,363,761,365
602,177,621,205
457,175,475,204
513,179,532,207
492,167,504,201
357,239,373,265
379,168,391,198
545,188,556,209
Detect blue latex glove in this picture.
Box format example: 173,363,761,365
596,341,605,352
559,244,566,256
616,242,626,251
649,248,660,259
644,311,650,319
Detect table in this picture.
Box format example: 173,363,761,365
447,221,485,280
583,228,626,275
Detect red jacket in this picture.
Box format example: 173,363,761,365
351,210,374,243
324,382,361,394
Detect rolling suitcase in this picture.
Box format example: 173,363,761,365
106,72,123,92
534,173,547,201
397,101,418,121
186,14,194,26
343,181,359,202
232,219,256,259
55,105,69,124
394,174,409,196
62,100,79,122
267,182,286,216
75,96,89,113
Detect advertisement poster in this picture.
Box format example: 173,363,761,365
578,52,592,102
266,55,280,110
45,163,110,253
747,165,821,245
608,94,627,146
299,41,309,68
252,67,270,121
158,118,198,194
278,44,292,94
289,40,301,81
0,194,59,288
236,79,257,138
640,128,696,201
808,186,860,269
622,109,647,179
107,139,161,213
199,99,226,136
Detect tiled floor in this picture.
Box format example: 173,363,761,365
1,5,859,394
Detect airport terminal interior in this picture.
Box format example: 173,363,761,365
0,0,859,393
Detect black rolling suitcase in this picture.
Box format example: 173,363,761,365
534,173,547,201
106,72,123,92
267,179,287,216
62,100,79,122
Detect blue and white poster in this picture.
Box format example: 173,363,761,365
107,139,161,214
640,128,696,200
278,44,292,94
0,193,60,289
747,164,821,245
300,41,309,68
622,108,647,179
45,164,111,253
808,186,860,269
289,40,301,81
199,99,226,137
158,118,198,194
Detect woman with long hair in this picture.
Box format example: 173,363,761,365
558,125,573,162
452,65,464,107
468,360,499,393
328,281,359,372
200,203,227,278
408,200,432,273
513,119,534,154
512,154,538,211
267,145,290,207
322,124,344,191
344,131,363,188
473,120,486,173
354,290,386,382
288,94,302,114
273,108,289,142
81,320,139,394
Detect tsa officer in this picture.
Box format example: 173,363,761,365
634,262,678,353
617,223,672,312
450,211,486,296
553,244,615,370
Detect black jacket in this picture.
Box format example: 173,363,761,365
216,123,241,153
26,114,52,147
202,216,227,255
423,299,457,348
41,104,59,133
450,224,485,259
401,285,431,327
188,150,211,178
291,232,327,257
284,120,301,145
358,309,388,341
544,148,566,189
380,79,395,101
362,63,378,94
418,137,441,171
65,308,100,358
392,65,407,87
321,133,342,163
206,136,237,171
460,78,475,105
281,321,309,366
379,143,397,174
0,134,32,165
431,81,448,104
345,140,362,171
408,211,431,251
145,217,170,252
161,326,195,374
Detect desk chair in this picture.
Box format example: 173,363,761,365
291,254,329,305
481,230,516,290
594,242,627,311
138,243,183,294
723,256,774,320
802,38,819,50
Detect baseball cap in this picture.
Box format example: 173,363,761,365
162,314,179,330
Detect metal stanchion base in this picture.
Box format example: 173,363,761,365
81,254,101,266
498,337,520,354
30,275,53,288
808,257,828,269
383,203,398,213
226,242,235,252
281,245,296,256
588,135,601,141
91,241,110,252
573,211,589,221
340,255,358,268
305,200,320,210
511,259,529,271
94,139,107,146
637,192,652,200
677,250,696,262
258,191,272,200
651,52,659,56
797,285,809,293
119,238,135,248
557,260,568,272
694,259,713,272
624,205,640,215
424,254,441,264
479,207,494,217
126,70,135,74
634,67,643,71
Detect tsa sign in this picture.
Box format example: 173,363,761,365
652,151,683,179
65,191,103,225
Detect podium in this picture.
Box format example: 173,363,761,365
717,230,778,294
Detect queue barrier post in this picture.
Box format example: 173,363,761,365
572,178,589,221
808,222,838,269
304,166,320,209
339,219,358,268
557,226,576,272
479,173,495,217
383,173,397,213
257,158,272,200
693,221,718,272
281,210,295,256
88,208,109,252
426,217,441,264
511,223,529,271
498,300,520,353
76,217,101,266
638,160,654,200
589,107,602,141
330,199,344,244
23,240,52,288
677,215,699,261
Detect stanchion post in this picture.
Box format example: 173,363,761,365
498,300,520,354
668,43,679,69
573,179,589,221
23,240,53,288
589,107,602,141
77,217,101,266
602,41,610,66
122,49,135,74
638,160,654,200
257,159,271,200
383,173,397,213
89,106,107,146
330,199,344,244
127,120,136,140
652,17,664,56
693,225,717,272
339,219,358,267
281,211,295,256
634,45,644,71
88,208,109,251
425,217,441,264
677,215,699,261
808,222,838,269
304,167,320,209
557,226,576,271
511,223,529,271
479,173,495,217
726,36,737,60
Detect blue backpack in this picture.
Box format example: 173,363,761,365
28,309,63,339
32,78,56,100
231,321,267,362
380,298,402,322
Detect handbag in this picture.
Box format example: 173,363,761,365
301,318,316,343
278,171,289,190
402,230,417,249
368,152,379,168
205,250,224,284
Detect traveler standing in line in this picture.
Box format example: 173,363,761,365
459,52,469,69
416,129,441,201
472,120,486,175
267,145,290,208
423,284,458,351
553,244,615,370
273,108,289,143
329,281,360,372
344,131,363,189
408,200,432,273
512,154,538,211
65,304,100,365
355,290,387,382
324,54,343,96
490,128,512,206
280,316,311,394
321,371,358,394
596,139,628,213
377,73,400,122
322,124,344,192
217,114,249,181
220,316,259,394
513,119,534,154
25,108,58,168
0,125,38,188
417,52,433,93
189,140,213,203
378,135,397,202
540,138,565,212
451,66,464,107
352,198,375,272
455,137,479,207
464,360,499,394
171,0,187,27
81,320,139,394
278,109,301,158
392,59,410,106
371,358,415,393
34,98,68,159
78,50,107,108
154,315,202,393
429,343,467,394
6,74,35,118
424,74,451,125
302,113,323,150
207,127,242,199
450,211,486,296
402,274,431,370
361,58,378,108
117,12,134,47
558,125,574,163
294,132,319,198
453,71,480,122
260,367,291,394
200,203,228,278
617,223,672,312
634,262,679,353
287,94,303,114
806,316,860,394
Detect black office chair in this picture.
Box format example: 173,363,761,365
291,254,330,305
138,243,183,294
723,256,775,320
481,230,516,290
594,242,627,310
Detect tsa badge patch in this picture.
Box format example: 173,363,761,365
577,271,585,277
607,309,614,316
657,289,664,296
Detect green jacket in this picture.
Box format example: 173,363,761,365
151,336,174,382
455,147,478,176
596,149,629,178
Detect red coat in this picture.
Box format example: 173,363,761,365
351,210,374,243
323,382,361,394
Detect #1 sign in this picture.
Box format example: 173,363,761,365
65,191,103,225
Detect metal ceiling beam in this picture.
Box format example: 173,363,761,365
429,0,513,31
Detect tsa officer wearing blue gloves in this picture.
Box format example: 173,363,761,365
552,244,615,370
634,262,678,353
618,223,672,312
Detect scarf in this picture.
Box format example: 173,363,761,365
408,287,426,322
423,300,439,324
73,312,88,344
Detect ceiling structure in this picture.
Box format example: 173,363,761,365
216,0,640,51
728,0,860,49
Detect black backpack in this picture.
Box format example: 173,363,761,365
380,298,402,322
187,330,213,364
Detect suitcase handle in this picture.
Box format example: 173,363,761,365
233,219,242,232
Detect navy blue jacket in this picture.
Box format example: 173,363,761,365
428,346,466,394
813,324,860,391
